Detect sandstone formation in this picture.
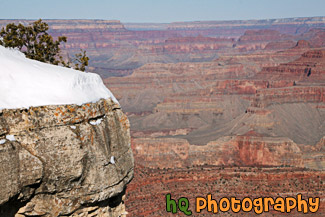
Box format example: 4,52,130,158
0,99,134,216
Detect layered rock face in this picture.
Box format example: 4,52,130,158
257,49,325,82
2,18,325,216
166,17,325,33
109,48,325,216
126,165,324,216
2,17,325,78
132,134,303,169
48,20,325,216
0,99,134,216
235,29,294,52
0,19,127,32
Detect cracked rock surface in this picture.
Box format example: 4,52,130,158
0,99,134,217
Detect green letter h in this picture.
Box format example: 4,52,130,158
166,194,177,213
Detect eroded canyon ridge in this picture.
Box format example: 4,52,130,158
1,17,325,216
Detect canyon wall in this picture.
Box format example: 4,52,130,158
1,18,325,216
0,99,134,216
111,47,325,216
1,17,325,78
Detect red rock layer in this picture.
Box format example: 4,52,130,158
252,86,325,108
126,165,325,216
132,134,303,169
1,18,324,77
257,49,325,82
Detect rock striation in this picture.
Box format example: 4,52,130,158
2,17,325,78
113,47,325,216
132,134,303,169
0,98,134,217
126,165,324,216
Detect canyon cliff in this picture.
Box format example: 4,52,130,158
106,42,325,216
1,17,325,216
2,17,325,78
0,99,134,217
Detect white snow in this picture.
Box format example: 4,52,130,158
0,46,118,110
89,118,103,126
0,139,6,144
5,135,15,141
110,156,115,164
70,126,76,129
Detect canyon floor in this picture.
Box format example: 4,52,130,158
1,17,325,216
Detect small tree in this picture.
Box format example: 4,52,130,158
63,49,89,72
0,19,89,71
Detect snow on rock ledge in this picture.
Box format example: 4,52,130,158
0,46,133,216
0,45,118,110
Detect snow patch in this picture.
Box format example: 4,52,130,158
89,118,103,126
0,139,6,144
0,46,118,110
6,135,15,141
70,126,76,129
110,156,115,164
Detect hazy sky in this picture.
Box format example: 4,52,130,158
1,0,324,23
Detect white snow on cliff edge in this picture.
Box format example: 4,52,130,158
0,46,118,109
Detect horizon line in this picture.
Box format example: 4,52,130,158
0,15,324,24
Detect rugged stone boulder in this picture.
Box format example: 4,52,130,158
0,98,134,217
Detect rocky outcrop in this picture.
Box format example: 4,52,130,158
0,99,134,216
